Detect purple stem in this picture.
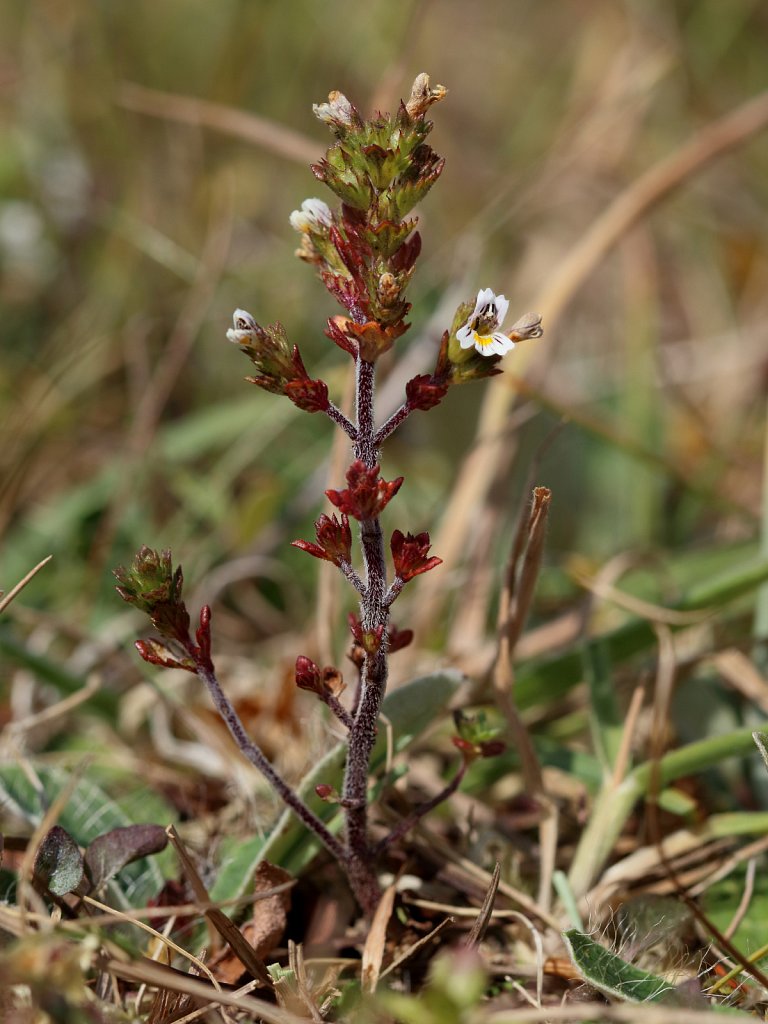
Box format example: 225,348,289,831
373,400,411,447
326,402,357,440
339,357,391,913
338,559,366,595
374,759,468,856
384,575,405,607
195,661,347,865
323,692,355,731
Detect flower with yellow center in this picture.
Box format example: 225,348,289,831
456,288,515,357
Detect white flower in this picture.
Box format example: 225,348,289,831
312,90,356,127
456,288,514,357
226,308,257,345
289,198,333,233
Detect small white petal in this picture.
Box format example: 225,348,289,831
289,210,311,232
475,287,495,311
457,324,475,348
302,198,332,225
492,332,514,352
233,308,256,330
495,294,510,325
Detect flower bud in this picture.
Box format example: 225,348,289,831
312,90,360,131
326,461,403,521
292,512,352,566
508,311,543,341
315,784,339,803
405,373,449,412
405,73,447,120
390,529,442,582
295,655,322,693
289,198,333,233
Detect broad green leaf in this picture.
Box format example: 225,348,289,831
210,670,463,904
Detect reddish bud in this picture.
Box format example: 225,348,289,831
135,638,195,674
292,513,352,567
194,605,213,671
390,529,442,582
451,736,478,761
315,784,339,803
285,376,329,413
295,655,322,693
390,230,422,273
348,613,384,655
405,373,449,411
478,740,506,758
325,316,358,359
327,461,403,521
387,624,414,654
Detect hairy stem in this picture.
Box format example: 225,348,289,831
373,400,411,447
326,402,357,440
339,357,391,911
195,662,347,865
323,691,355,731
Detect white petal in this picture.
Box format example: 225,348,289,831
495,332,516,352
475,287,495,311
302,198,332,226
233,309,256,329
495,294,510,325
289,210,310,232
457,324,475,348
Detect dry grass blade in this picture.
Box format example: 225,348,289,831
379,916,455,980
99,955,307,1024
0,555,52,614
118,82,320,165
166,826,274,988
82,894,219,989
1,673,100,741
413,824,561,932
288,941,323,1023
712,648,768,714
492,487,551,793
361,881,396,994
463,861,501,949
571,569,713,626
491,487,556,910
170,979,261,1024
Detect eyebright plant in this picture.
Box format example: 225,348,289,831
115,73,542,917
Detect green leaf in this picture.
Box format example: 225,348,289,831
33,826,84,896
563,929,677,1003
210,669,463,905
0,764,174,907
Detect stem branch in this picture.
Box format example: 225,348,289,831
195,662,347,865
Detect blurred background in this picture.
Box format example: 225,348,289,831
1,0,768,700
